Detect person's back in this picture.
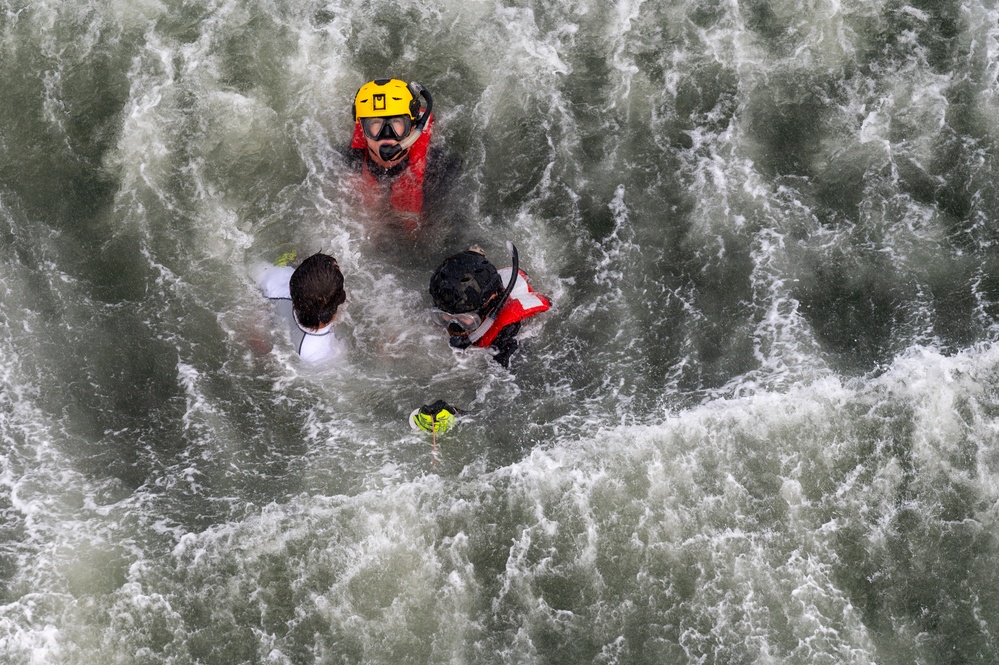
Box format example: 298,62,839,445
255,252,347,363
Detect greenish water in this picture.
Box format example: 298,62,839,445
3,0,999,662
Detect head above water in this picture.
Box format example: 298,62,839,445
429,247,504,316
290,252,346,330
352,78,432,166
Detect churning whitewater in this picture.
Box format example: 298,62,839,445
3,0,999,663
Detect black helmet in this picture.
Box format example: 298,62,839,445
429,249,503,314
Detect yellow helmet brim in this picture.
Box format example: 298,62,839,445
353,78,416,122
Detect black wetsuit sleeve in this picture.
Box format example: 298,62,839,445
423,147,462,210
490,322,521,368
342,145,364,171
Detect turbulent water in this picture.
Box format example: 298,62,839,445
3,0,999,662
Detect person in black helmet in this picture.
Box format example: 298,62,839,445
428,245,550,368
344,78,461,238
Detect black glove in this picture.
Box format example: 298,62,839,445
490,323,521,368
449,334,472,349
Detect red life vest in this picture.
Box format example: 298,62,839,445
475,267,551,348
350,114,434,214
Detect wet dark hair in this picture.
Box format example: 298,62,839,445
289,252,346,329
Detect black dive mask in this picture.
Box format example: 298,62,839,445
361,115,412,141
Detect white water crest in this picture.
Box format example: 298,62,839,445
3,0,999,663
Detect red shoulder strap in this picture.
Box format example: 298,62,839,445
350,120,366,149
475,270,551,348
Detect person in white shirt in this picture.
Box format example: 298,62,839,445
255,252,347,363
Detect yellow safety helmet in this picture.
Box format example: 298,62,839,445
352,78,420,122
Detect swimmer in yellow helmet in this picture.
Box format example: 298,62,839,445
344,78,461,234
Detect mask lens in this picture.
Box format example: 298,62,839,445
430,309,481,334
387,116,411,138
362,115,411,140
361,117,384,139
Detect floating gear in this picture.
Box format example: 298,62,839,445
409,399,461,434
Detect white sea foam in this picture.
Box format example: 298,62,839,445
78,341,999,662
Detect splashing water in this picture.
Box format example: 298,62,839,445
3,0,999,662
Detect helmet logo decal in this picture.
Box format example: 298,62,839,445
461,273,483,294
373,93,386,111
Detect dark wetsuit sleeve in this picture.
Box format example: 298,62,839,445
343,145,365,171
423,147,462,210
490,322,521,368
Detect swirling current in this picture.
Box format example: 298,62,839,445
3,0,999,663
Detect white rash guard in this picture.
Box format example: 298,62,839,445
254,264,346,363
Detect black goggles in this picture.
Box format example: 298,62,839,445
361,115,412,141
